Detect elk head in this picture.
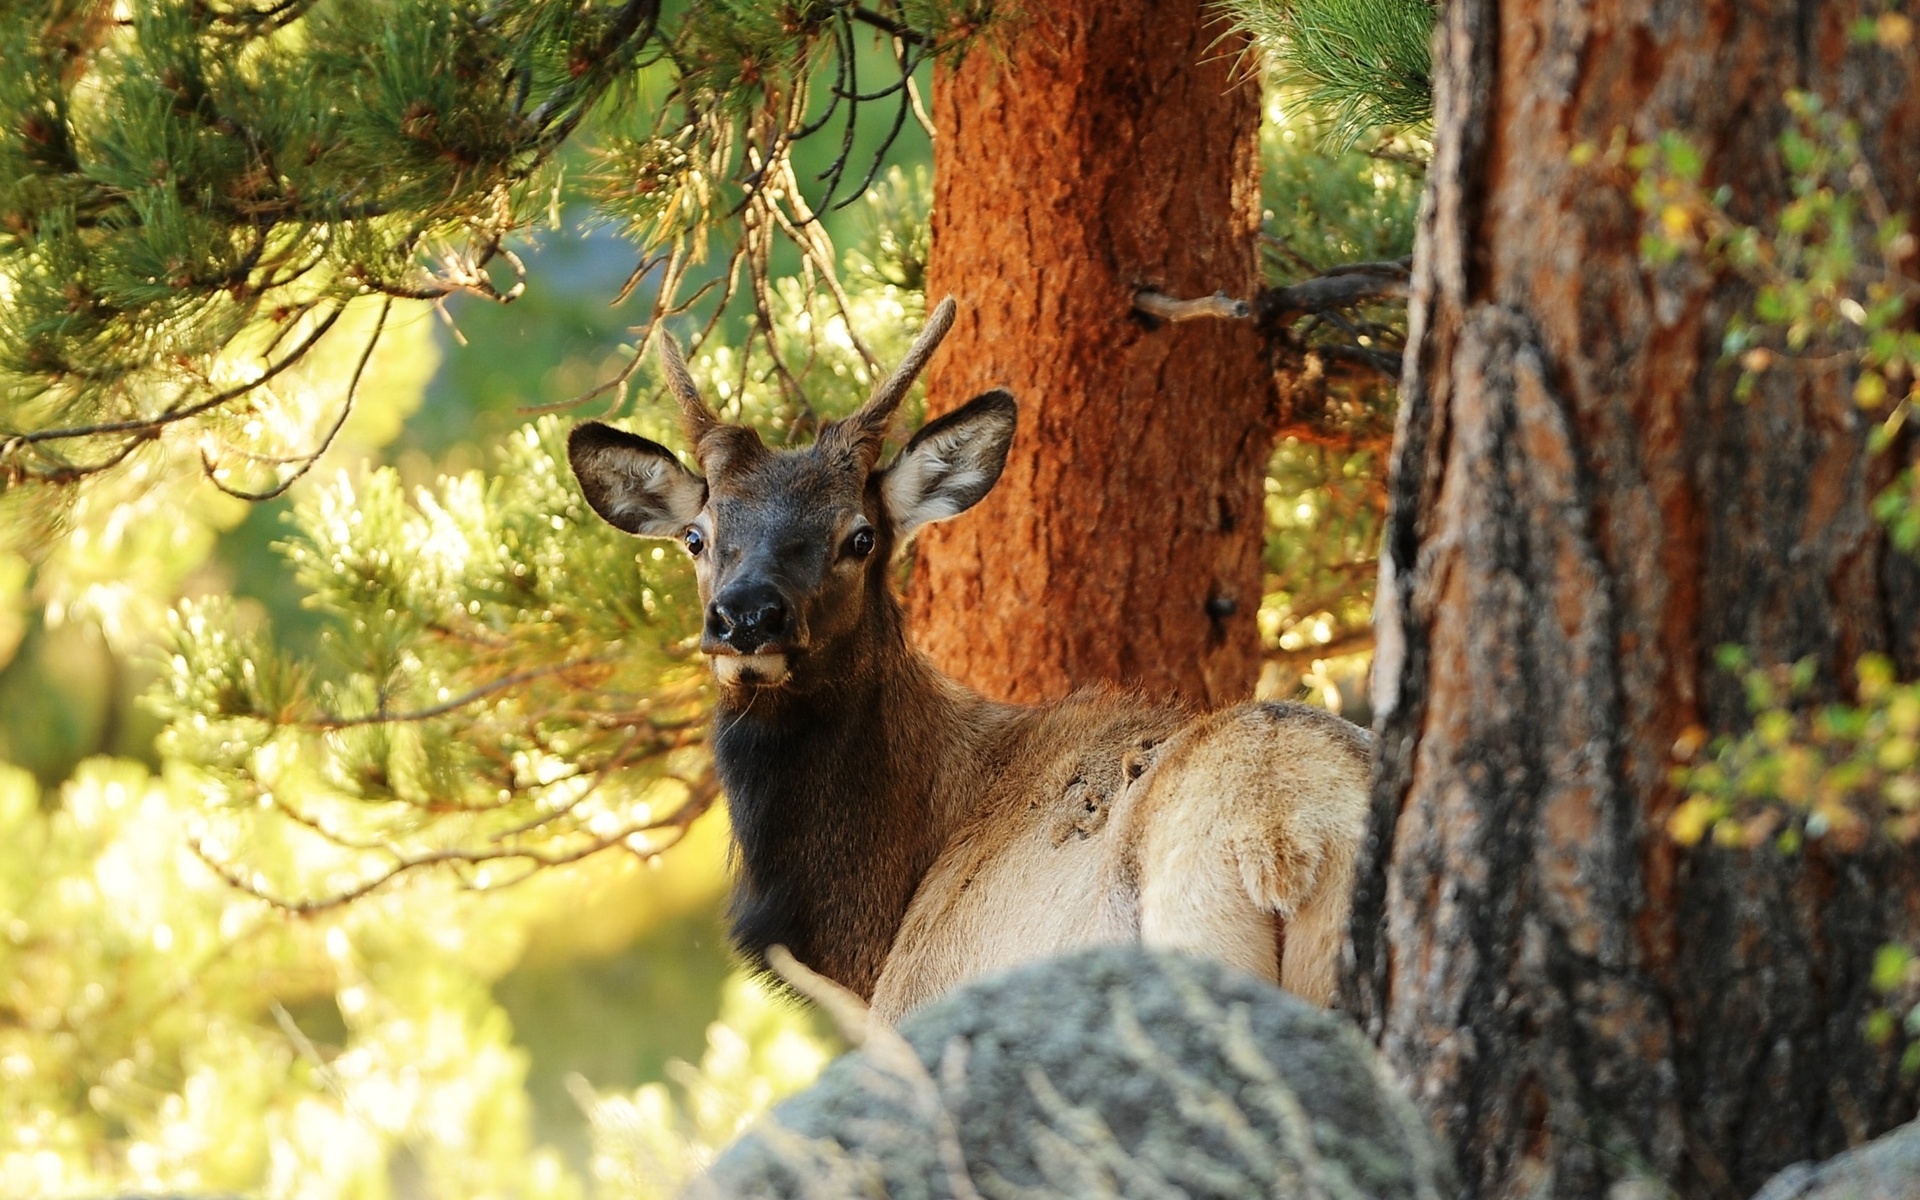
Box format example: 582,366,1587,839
567,298,1016,693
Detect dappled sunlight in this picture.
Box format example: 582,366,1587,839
577,970,836,1199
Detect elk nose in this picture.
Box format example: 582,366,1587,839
708,587,789,651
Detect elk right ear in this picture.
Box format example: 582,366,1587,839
879,389,1017,540
568,422,706,537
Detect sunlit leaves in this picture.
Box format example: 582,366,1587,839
1866,943,1920,1078
1633,97,1920,1077
0,755,600,1200
151,416,711,909
1614,90,1920,545
1257,440,1381,701
579,971,834,1198
1670,653,1920,854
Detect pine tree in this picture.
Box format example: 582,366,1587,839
1348,6,1920,1198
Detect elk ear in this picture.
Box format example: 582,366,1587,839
879,389,1017,540
568,421,706,537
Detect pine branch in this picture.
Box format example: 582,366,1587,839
202,296,390,501
302,656,611,730
1222,0,1437,151
1,0,986,499
1256,257,1411,317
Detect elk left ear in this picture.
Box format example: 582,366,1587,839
568,421,707,537
879,389,1017,540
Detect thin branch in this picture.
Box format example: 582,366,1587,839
903,46,935,138
1261,234,1325,277
834,54,919,209
1256,260,1411,320
1263,628,1378,672
813,9,863,212
529,0,663,134
2,302,346,446
773,159,881,373
849,4,931,46
190,820,691,917
6,428,154,487
1315,341,1403,381
204,297,392,501
303,657,607,729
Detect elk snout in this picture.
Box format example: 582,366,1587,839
707,584,790,653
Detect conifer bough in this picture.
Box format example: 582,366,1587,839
0,0,984,492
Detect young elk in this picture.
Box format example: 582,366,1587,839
567,298,1370,1023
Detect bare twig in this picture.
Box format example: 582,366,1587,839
204,297,393,501
1133,288,1252,322
190,780,715,918
766,946,986,1200
1256,259,1411,320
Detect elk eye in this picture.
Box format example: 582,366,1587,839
683,527,705,556
846,527,876,559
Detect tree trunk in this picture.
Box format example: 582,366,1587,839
1347,4,1920,1199
910,1,1271,707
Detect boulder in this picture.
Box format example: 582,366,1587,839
690,946,1450,1200
1751,1117,1920,1200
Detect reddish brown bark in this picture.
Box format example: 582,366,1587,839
1347,4,1920,1199
909,2,1272,707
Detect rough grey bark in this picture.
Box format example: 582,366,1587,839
694,947,1450,1200
1345,3,1920,1199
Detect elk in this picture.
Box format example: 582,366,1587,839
567,298,1370,1023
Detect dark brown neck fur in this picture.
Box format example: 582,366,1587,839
712,577,993,997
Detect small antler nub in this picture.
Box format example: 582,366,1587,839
865,295,956,419
833,296,958,468
656,332,721,448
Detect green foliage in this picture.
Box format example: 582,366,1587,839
1620,80,1920,1075
1260,107,1422,282
0,8,1419,1194
1225,0,1438,152
0,231,760,1196
142,168,938,907
1633,92,1919,852
1253,96,1419,703
0,756,591,1200
1670,653,1920,852
1867,942,1920,1078
0,0,985,490
1259,443,1382,677
1673,650,1920,1074
152,417,713,907
0,0,595,472
1618,91,1918,540
578,972,836,1198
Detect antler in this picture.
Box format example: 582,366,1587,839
657,331,722,448
832,296,958,468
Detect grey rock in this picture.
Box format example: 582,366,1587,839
1752,1118,1920,1200
690,946,1451,1200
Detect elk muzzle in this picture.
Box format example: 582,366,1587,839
705,581,794,687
